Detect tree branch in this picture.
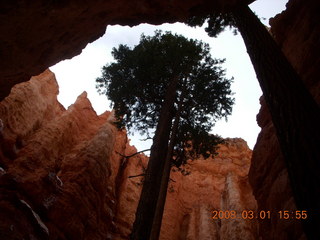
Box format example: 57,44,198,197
116,149,151,159
140,137,153,141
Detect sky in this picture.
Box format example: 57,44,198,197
50,0,289,150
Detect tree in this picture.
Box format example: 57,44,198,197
96,30,234,240
186,5,320,239
187,11,237,37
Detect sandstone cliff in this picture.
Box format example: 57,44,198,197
249,0,320,239
0,70,257,239
114,138,257,240
0,70,122,239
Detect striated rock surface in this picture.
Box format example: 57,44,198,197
0,70,122,239
114,138,257,240
0,70,257,239
162,138,257,240
0,0,252,101
250,0,320,239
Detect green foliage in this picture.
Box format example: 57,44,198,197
186,12,238,37
96,30,234,166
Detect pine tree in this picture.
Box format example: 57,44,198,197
96,30,234,240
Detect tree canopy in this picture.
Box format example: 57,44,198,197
97,30,235,239
96,30,234,165
186,12,238,37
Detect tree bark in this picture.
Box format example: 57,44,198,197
149,94,184,240
130,76,179,240
233,5,320,239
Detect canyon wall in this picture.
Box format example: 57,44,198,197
249,0,320,239
0,70,257,239
0,0,252,101
0,70,125,239
114,138,257,240
1,0,318,239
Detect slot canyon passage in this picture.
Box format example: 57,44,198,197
0,0,319,239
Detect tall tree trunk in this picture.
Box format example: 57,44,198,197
149,95,184,240
233,5,320,239
130,76,179,240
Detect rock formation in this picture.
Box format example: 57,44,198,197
0,0,253,101
0,70,122,239
114,138,257,240
0,70,257,239
249,0,320,239
1,0,319,239
162,138,257,240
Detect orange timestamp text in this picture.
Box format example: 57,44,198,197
212,210,308,220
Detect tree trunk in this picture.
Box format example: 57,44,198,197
233,5,320,239
130,76,179,240
149,95,184,240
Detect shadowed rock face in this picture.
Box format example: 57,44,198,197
250,0,320,239
0,70,257,239
0,0,251,101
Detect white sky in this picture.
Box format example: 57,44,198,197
50,0,288,150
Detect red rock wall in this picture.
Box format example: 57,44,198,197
0,70,125,239
114,138,258,240
0,70,257,239
249,0,320,239
162,139,257,240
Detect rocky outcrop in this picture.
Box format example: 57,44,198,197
0,69,65,163
0,0,253,101
0,70,257,239
249,0,320,239
162,138,257,240
0,70,122,239
114,138,257,240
